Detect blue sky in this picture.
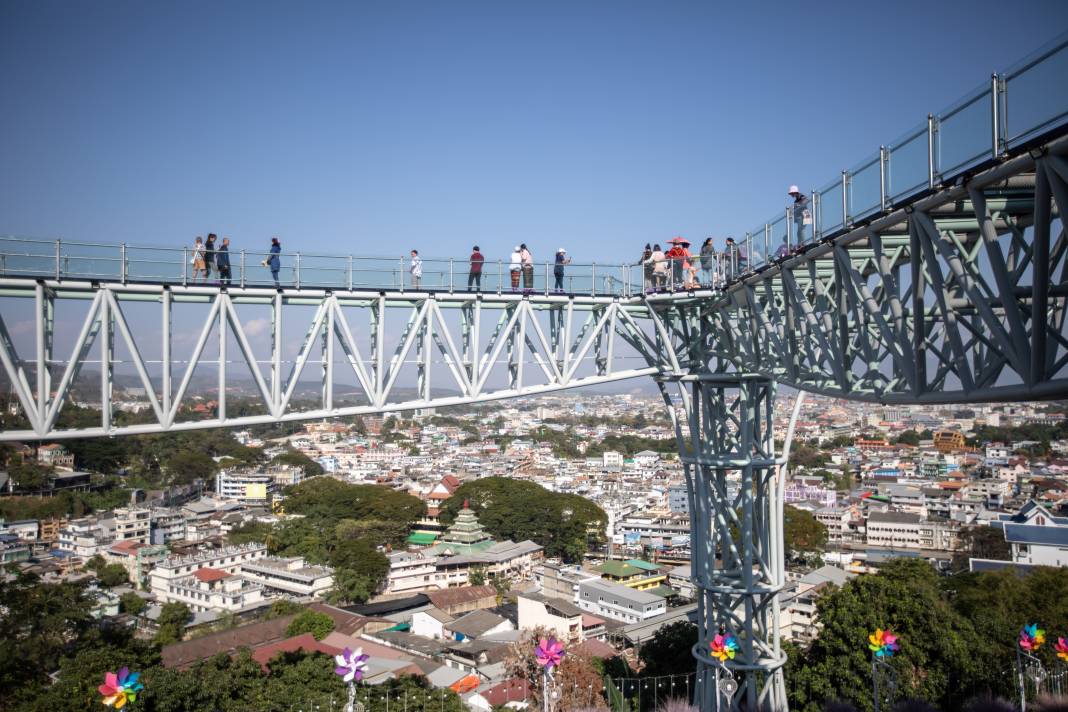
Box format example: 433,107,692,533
2,0,1067,266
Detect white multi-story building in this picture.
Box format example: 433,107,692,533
114,507,151,545
239,556,334,598
518,592,584,641
865,510,959,551
387,551,439,594
58,517,113,559
159,568,266,613
150,509,187,544
577,579,665,624
999,501,1068,567
215,472,273,506
149,543,266,598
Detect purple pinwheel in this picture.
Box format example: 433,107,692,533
334,647,369,684
535,637,566,670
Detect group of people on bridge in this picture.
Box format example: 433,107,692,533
183,186,811,293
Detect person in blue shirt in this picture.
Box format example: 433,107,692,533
216,237,232,286
553,248,571,292
789,185,810,247
266,237,281,287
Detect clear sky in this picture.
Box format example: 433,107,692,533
2,0,1067,266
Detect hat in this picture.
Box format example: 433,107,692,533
788,185,800,195
667,237,687,244
557,247,566,253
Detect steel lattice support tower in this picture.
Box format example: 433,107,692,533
679,374,786,711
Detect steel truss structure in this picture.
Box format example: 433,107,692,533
0,285,679,440
664,375,787,711
657,136,1068,405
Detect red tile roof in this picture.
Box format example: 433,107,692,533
251,633,341,672
192,567,231,583
480,678,530,706
109,540,142,555
576,638,618,659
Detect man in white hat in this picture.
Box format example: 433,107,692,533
553,248,571,292
788,185,811,248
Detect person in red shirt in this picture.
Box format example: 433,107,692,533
468,246,485,291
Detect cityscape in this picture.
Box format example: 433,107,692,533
2,2,1068,712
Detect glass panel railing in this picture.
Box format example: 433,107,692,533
886,123,929,203
1003,31,1068,147
817,179,844,236
848,152,883,221
750,225,770,266
936,84,992,177
769,213,789,261
126,245,186,282
0,237,57,277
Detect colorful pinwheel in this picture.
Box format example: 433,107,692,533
1055,637,1068,662
98,667,143,709
868,629,900,658
1020,624,1046,651
709,633,739,663
535,637,566,670
334,647,369,683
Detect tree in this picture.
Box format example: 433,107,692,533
951,525,1011,571
285,610,335,640
894,429,921,446
8,461,52,491
282,478,425,534
787,559,984,712
489,573,511,604
784,505,828,553
155,602,192,645
120,591,147,616
165,450,216,484
271,449,324,477
327,569,375,605
96,563,130,588
638,621,698,679
505,628,605,711
0,572,96,708
788,442,831,471
266,599,303,619
468,566,487,586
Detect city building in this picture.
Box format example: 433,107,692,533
159,567,267,614
518,592,584,641
239,556,334,598
37,443,74,469
215,472,274,506
150,543,267,598
577,579,666,624
114,507,151,545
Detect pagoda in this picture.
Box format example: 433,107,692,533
430,500,496,556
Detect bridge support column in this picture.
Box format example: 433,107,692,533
680,374,787,711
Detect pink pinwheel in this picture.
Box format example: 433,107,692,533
710,634,738,663
868,629,900,658
535,637,566,670
1056,638,1068,662
334,647,369,683
98,667,143,708
1020,624,1046,651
